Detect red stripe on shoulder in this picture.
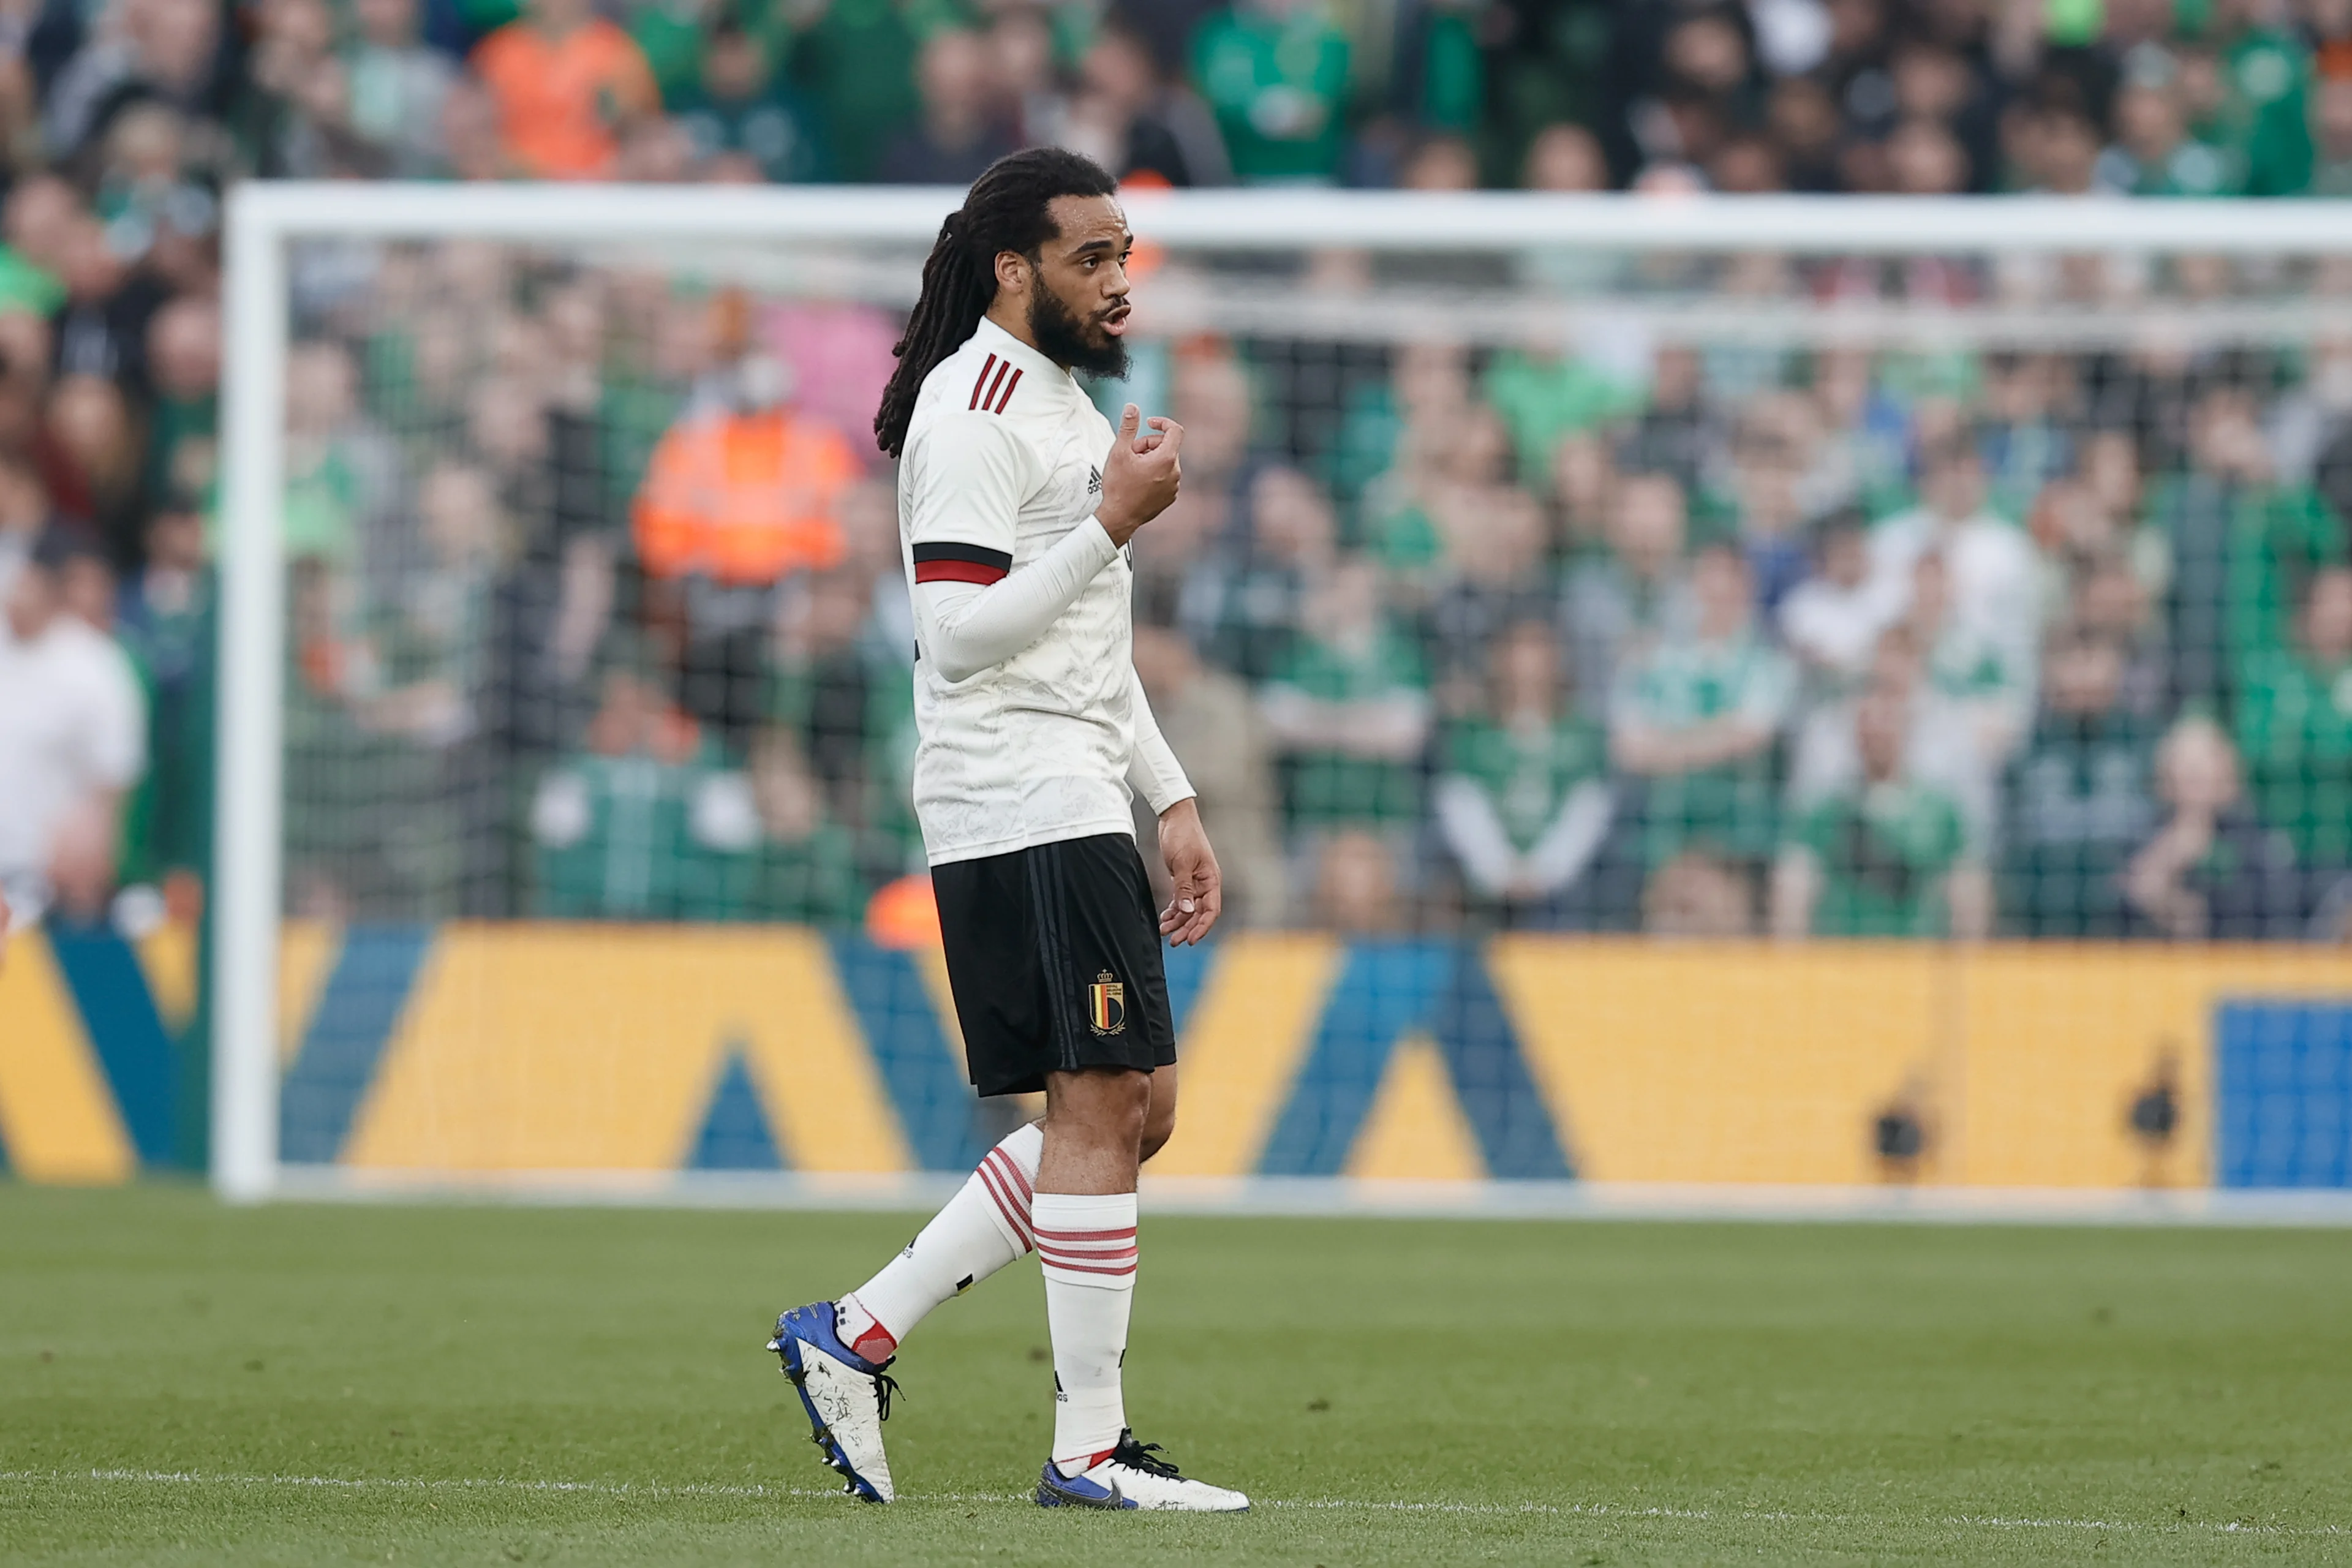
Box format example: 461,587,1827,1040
914,558,1009,586
992,368,1023,414
969,353,998,410
979,359,1011,413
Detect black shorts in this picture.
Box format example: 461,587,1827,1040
933,833,1178,1098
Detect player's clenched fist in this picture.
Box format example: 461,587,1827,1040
1096,402,1182,546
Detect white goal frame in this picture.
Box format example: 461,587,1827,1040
214,183,2352,1206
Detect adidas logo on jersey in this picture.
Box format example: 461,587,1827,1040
1087,465,1102,496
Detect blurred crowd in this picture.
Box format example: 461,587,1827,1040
1126,309,2352,943
0,0,2340,202
18,235,2351,947
212,0,2352,196
203,0,2352,197
7,0,2352,945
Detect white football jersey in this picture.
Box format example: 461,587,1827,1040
898,317,1169,865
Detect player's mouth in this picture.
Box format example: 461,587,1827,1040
1098,303,1131,337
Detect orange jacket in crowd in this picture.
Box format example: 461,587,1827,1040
631,405,857,587
470,17,659,179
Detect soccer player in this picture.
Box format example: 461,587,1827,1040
766,148,1248,1513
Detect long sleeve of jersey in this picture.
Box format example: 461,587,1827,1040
1125,668,1196,815
908,407,1120,682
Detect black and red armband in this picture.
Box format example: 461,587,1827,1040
912,541,1013,586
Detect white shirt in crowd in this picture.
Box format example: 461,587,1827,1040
1779,570,1904,684
0,611,145,883
1865,503,2042,687
897,317,1192,865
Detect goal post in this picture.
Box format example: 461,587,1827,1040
213,183,2352,1206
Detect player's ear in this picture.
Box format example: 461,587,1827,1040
993,249,1030,298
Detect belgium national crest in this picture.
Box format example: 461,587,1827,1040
1088,971,1126,1036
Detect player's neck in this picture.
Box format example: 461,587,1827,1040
981,301,1065,372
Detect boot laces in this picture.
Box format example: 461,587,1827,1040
1109,1430,1180,1479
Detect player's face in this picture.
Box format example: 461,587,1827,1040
1027,194,1133,377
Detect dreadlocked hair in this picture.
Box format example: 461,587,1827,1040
874,147,1120,459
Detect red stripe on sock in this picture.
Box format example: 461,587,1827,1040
976,1159,1033,1251
984,1151,1035,1219
1036,1241,1137,1264
1037,1255,1139,1277
1030,1226,1136,1243
993,1148,1034,1202
1036,1240,1137,1261
969,353,998,410
978,1166,1033,1251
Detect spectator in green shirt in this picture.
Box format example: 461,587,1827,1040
1193,463,1336,683
671,21,831,184
2196,6,2312,197
2235,565,2352,872
1561,471,1697,720
1609,543,1794,868
1261,554,1431,832
1191,0,1352,183
2149,384,2310,714
2002,628,2159,937
784,0,924,184
1483,347,1645,492
2097,72,2239,195
1771,690,1976,939
1421,481,1553,718
1434,619,1616,928
701,728,865,925
2245,480,2349,644
114,497,214,893
529,662,753,921
145,295,219,505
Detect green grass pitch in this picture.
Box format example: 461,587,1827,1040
5,1185,2351,1565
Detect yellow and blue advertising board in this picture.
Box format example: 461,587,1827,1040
5,924,2351,1189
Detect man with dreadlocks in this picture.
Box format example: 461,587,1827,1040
766,148,1247,1513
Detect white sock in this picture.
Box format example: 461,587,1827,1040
1035,1190,1138,1476
835,1122,1042,1362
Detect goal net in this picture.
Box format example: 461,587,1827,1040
215,187,2352,1205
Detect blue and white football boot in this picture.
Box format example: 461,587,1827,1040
1035,1430,1250,1512
767,1302,899,1502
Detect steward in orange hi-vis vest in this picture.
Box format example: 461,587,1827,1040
631,401,858,587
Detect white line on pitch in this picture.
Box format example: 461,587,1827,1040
2,1469,2343,1537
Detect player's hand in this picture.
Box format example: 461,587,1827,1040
1098,404,1183,547
1155,797,1220,946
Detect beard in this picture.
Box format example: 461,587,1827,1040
1028,281,1130,379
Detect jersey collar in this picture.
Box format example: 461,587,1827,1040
968,316,1079,412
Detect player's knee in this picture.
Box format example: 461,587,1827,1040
1104,1072,1152,1147
1049,1067,1151,1150
1140,1102,1177,1164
